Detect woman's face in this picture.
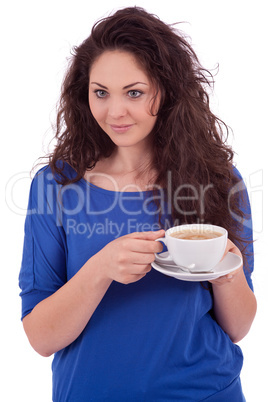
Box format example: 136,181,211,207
88,50,159,149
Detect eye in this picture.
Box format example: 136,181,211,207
128,90,143,98
94,89,108,98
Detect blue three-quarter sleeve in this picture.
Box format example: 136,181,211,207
232,166,254,291
19,168,67,319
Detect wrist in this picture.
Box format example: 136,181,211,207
83,253,112,291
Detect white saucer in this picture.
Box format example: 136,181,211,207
152,252,242,282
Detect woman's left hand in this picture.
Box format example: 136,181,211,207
208,239,243,286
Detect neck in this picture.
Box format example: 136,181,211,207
112,145,152,174
86,138,157,192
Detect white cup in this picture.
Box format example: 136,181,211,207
155,224,227,272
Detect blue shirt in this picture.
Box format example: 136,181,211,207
19,164,253,401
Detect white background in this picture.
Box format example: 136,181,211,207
1,0,267,400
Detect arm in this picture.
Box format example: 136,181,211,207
210,239,257,343
23,252,112,357
23,230,164,357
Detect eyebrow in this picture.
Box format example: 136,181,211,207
90,81,148,89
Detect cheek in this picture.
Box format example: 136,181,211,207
142,107,158,128
89,99,104,122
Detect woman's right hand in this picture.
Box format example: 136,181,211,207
97,230,165,284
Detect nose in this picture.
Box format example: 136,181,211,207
108,97,127,119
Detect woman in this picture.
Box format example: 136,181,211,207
19,7,256,401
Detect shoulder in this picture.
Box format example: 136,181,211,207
32,162,77,186
229,165,252,224
230,164,249,197
29,162,78,212
231,164,243,181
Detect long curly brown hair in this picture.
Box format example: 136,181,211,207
49,6,251,258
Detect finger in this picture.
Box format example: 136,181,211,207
121,264,152,284
132,265,152,278
133,264,152,274
209,266,243,285
131,252,157,265
127,230,165,241
123,272,148,284
221,238,242,261
126,238,163,254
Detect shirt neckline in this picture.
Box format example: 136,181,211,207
80,177,156,196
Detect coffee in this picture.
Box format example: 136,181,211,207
170,229,222,240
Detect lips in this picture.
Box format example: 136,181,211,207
109,124,134,133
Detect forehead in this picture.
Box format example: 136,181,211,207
90,50,149,81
